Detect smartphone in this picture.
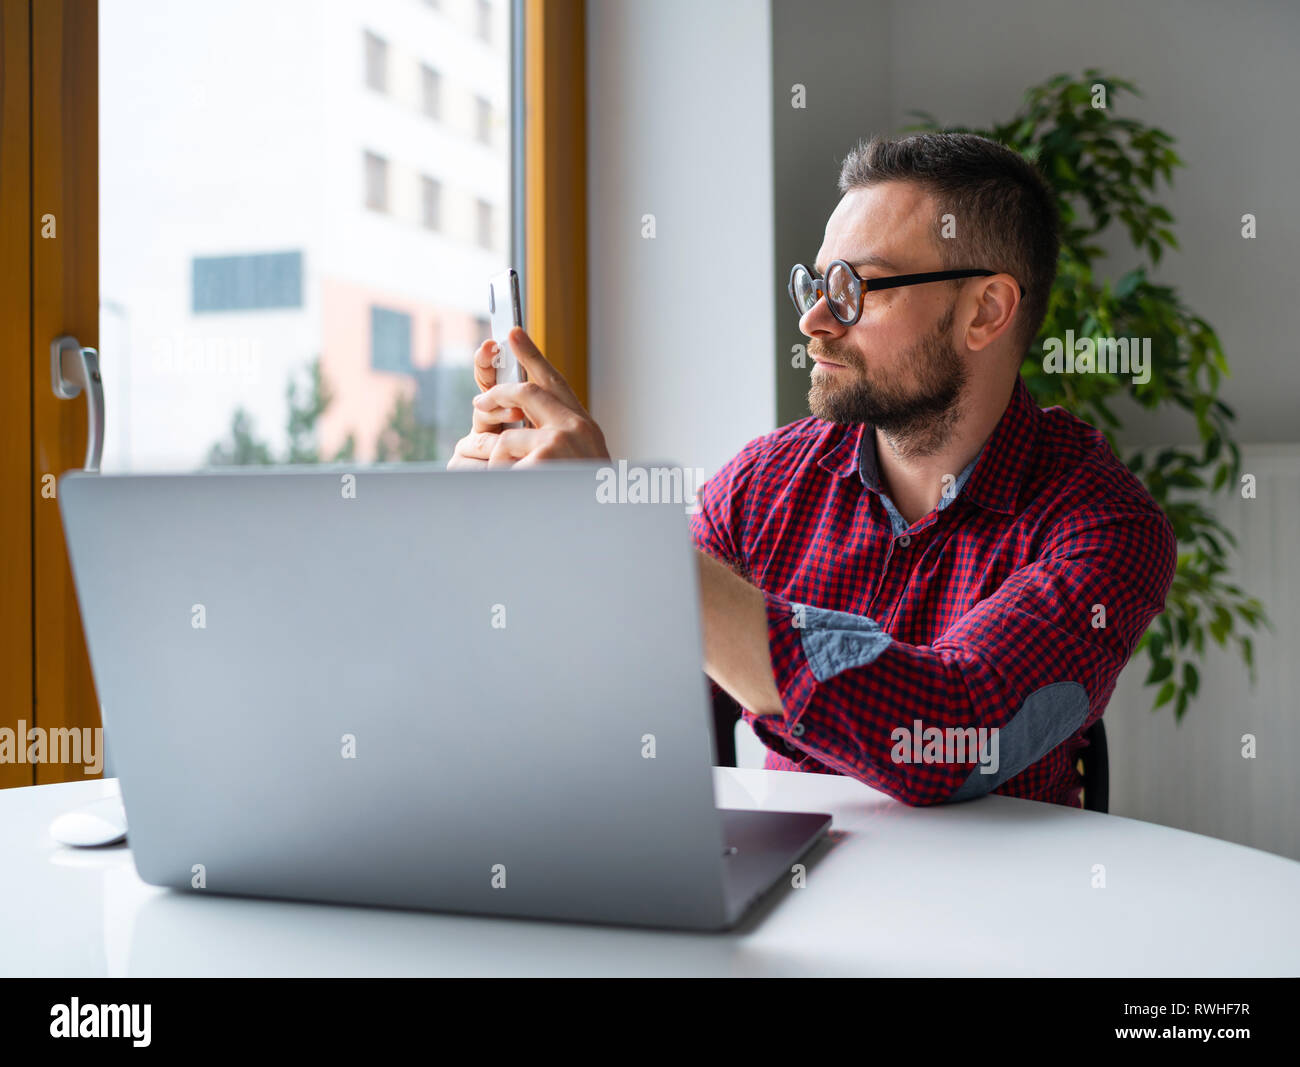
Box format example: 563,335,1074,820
488,268,524,386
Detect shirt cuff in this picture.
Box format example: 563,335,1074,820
761,590,893,749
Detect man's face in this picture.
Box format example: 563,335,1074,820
803,182,967,441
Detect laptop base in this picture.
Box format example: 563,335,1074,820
719,808,832,927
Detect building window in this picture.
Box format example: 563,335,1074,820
476,0,492,42
421,64,442,120
192,251,303,313
475,96,492,145
371,307,413,373
422,176,442,231
476,199,493,249
364,31,388,92
364,152,389,212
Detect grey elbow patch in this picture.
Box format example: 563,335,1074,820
948,681,1091,802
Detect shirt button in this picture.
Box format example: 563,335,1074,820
898,534,912,547
790,722,805,738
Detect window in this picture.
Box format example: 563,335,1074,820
192,251,303,313
425,363,478,458
476,199,494,249
23,0,550,773
422,176,442,231
475,95,492,145
364,31,387,92
364,152,389,212
476,0,492,42
97,0,522,478
421,64,442,120
371,307,413,373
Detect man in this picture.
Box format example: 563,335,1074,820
449,132,1177,808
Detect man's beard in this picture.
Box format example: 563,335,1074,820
808,304,966,458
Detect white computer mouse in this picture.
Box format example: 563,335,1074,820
49,796,128,847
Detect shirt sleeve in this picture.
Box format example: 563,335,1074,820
758,505,1178,805
689,435,768,575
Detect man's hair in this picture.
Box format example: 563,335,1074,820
837,132,1060,357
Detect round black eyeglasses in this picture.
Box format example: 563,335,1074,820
789,260,1024,327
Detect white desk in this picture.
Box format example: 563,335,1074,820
3,769,1297,977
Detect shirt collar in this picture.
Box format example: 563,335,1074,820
815,375,1040,516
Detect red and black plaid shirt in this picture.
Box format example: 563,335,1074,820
691,375,1177,807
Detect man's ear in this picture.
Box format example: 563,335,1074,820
963,276,1020,353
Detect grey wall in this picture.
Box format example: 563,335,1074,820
771,0,1300,443
771,0,891,427
587,0,776,478
1106,445,1300,861
763,0,1300,854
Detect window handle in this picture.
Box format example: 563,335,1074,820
50,335,104,473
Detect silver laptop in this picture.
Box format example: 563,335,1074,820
59,464,830,931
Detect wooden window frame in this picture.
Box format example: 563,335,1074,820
0,0,36,788
522,0,588,408
0,0,100,786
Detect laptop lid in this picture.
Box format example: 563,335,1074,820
58,463,729,929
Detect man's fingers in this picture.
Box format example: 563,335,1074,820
506,327,583,408
475,379,575,428
459,329,606,466
471,339,526,430
486,428,547,468
452,430,503,463
473,339,500,393
472,403,526,433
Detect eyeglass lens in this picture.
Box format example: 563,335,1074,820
793,267,818,313
825,262,858,321
792,262,859,322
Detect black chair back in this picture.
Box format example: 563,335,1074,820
1080,718,1109,813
